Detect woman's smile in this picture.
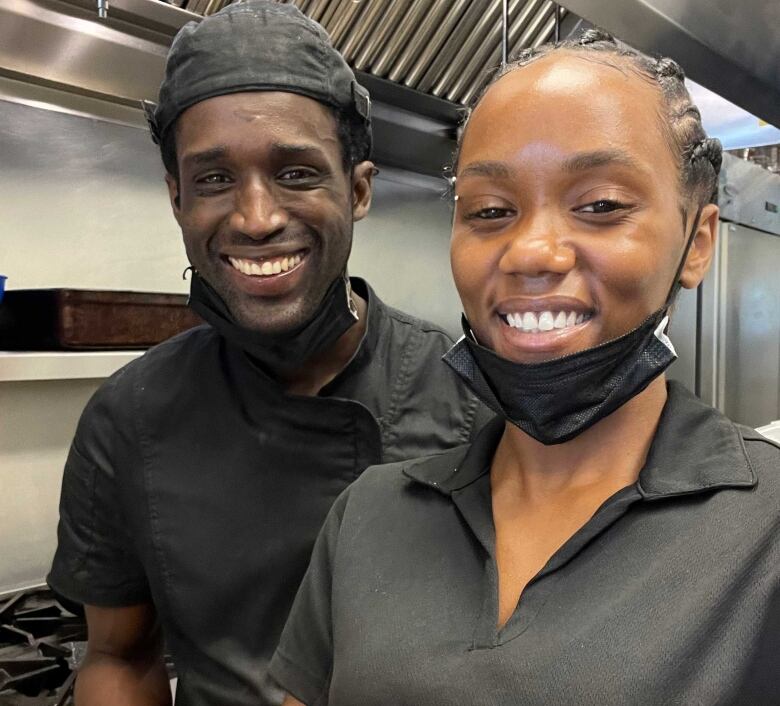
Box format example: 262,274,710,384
490,295,596,357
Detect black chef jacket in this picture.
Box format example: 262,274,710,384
48,278,489,706
271,382,780,706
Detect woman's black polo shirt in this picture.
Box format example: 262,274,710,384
271,383,780,705
47,279,489,706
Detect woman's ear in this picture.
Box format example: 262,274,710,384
680,203,718,289
351,161,375,223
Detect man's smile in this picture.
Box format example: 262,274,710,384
227,251,306,277
219,248,311,297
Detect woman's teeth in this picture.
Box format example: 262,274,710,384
504,310,589,333
228,253,303,277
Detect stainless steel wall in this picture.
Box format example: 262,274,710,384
699,223,780,428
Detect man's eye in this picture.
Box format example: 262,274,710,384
198,174,231,186
278,168,318,181
468,207,513,220
577,199,628,214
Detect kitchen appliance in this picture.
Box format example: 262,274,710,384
0,587,177,705
0,588,84,705
669,153,780,429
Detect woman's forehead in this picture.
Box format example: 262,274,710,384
460,52,674,173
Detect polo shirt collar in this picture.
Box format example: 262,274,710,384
402,415,501,494
637,381,756,498
403,382,757,499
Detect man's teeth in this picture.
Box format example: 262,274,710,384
228,254,303,277
505,310,588,333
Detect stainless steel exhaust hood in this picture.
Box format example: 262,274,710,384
0,0,567,175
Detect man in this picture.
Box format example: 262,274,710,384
47,3,488,705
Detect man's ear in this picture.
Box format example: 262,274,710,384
680,202,718,289
165,173,183,225
351,161,375,223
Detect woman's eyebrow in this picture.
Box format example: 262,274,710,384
458,161,514,180
562,149,642,173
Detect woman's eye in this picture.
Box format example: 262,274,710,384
577,199,628,214
468,207,514,220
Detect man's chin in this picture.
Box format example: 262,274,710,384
226,296,313,336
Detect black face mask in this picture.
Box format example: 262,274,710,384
443,209,702,445
188,271,359,374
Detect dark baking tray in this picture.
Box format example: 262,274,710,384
0,289,203,350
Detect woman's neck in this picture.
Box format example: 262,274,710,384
492,376,669,502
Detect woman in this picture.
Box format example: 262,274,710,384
270,31,780,705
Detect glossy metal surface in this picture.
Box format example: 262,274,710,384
560,0,780,128
369,0,433,77
386,0,451,83
719,152,780,237
0,0,169,104
720,223,780,427
402,0,471,89
457,0,558,106
697,218,780,428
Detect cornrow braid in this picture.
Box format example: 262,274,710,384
453,28,722,208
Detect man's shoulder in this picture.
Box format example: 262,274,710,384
87,324,218,409
373,295,455,350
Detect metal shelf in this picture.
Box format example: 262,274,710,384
0,350,143,382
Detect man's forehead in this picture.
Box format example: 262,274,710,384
175,92,340,149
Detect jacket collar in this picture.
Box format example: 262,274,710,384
227,276,380,392
403,382,756,499
317,277,382,395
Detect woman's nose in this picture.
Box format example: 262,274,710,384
499,221,576,277
228,180,289,239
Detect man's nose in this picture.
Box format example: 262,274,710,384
228,180,288,239
499,217,576,277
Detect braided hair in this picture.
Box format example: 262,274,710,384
454,28,722,208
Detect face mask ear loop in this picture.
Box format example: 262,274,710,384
662,205,703,313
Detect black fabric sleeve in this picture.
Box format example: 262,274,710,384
268,488,349,706
47,365,151,607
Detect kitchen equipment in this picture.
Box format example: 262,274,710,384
0,587,176,704
0,289,202,350
0,588,85,705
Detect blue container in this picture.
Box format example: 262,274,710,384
0,276,5,303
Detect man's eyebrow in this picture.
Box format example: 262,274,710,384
182,142,327,166
183,146,228,166
458,161,514,180
270,142,328,157
561,149,642,173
